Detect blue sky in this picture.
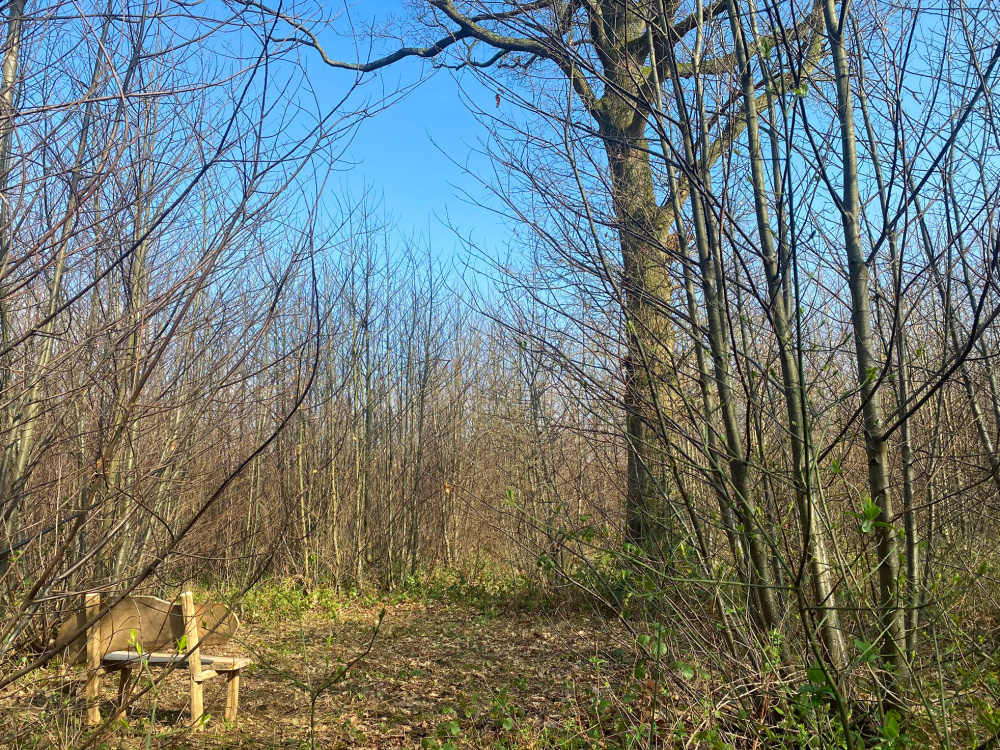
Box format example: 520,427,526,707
313,2,511,259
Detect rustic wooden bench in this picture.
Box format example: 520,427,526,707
59,591,249,727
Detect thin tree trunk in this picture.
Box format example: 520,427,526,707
823,0,907,696
727,0,845,668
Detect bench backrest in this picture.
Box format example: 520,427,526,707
55,593,240,664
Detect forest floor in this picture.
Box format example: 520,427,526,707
6,579,679,750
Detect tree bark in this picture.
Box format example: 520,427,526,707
822,0,907,697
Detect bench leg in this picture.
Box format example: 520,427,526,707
85,666,101,726
85,592,101,726
181,591,205,729
225,670,241,722
114,668,133,722
190,671,204,728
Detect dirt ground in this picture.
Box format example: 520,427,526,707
4,594,654,749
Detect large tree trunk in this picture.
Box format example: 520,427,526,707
602,115,673,548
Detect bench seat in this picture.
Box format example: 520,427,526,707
101,651,251,671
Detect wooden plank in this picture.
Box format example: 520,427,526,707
180,592,203,729
101,650,187,667
101,647,253,679
225,670,240,722
205,656,252,671
100,651,251,670
191,669,219,683
85,593,101,726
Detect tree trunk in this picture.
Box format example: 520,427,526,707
823,0,907,698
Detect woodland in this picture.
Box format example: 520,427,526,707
3,0,1000,748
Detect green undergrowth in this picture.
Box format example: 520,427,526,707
230,565,557,626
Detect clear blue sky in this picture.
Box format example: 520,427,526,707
313,2,510,259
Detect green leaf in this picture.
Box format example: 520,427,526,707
884,710,900,739
864,502,879,520
675,661,695,680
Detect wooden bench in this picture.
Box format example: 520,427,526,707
60,591,249,727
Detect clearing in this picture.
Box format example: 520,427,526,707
4,582,695,749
